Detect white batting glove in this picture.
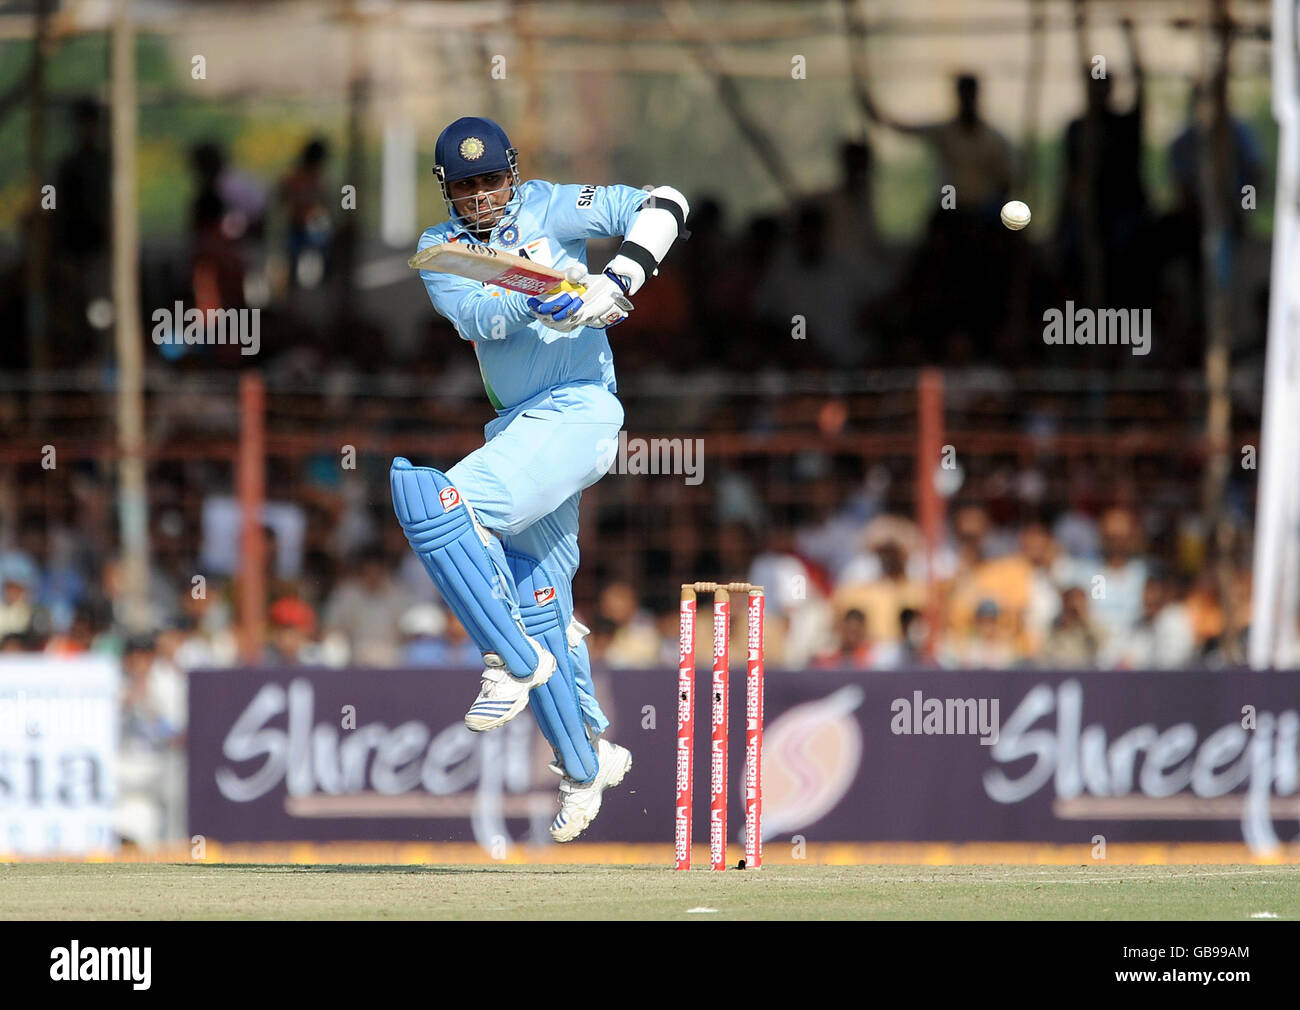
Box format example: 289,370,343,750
564,270,634,330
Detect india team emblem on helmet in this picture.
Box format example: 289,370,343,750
459,136,486,161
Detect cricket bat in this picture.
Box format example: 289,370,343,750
408,242,587,297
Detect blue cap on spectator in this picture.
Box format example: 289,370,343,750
0,555,37,588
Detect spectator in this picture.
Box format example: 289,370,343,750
1060,507,1147,650
0,556,47,640
749,526,832,668
398,603,449,666
190,190,248,330
154,615,211,674
899,607,933,669
1183,569,1227,652
99,556,179,634
862,73,1016,348
1039,586,1102,668
264,596,321,666
49,98,110,364
1,633,30,653
949,521,1062,658
278,136,333,289
810,139,882,258
597,581,661,669
812,609,874,669
865,73,1013,220
587,615,617,671
1102,566,1196,669
941,598,1019,669
834,538,925,647
321,553,413,666
116,634,185,846
38,528,90,635
178,582,238,667
1058,17,1151,304
433,611,487,669
873,607,934,669
755,203,872,367
44,604,97,656
190,140,268,243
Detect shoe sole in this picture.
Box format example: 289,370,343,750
551,748,633,843
464,651,556,733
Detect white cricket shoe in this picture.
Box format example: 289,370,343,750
464,648,556,732
549,738,634,842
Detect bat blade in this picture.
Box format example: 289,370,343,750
408,242,584,297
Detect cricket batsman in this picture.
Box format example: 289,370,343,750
391,116,689,841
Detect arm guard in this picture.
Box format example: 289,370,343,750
604,186,690,296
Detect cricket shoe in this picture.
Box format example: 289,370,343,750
549,739,634,842
464,648,556,732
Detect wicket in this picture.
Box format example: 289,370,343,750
676,581,765,871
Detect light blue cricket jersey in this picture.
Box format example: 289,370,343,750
416,179,648,412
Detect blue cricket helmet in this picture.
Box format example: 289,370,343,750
434,116,516,183
433,116,522,233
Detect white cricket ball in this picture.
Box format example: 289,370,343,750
1000,200,1031,231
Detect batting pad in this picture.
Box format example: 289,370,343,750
508,550,599,783
390,458,541,678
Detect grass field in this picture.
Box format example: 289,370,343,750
3,863,1298,920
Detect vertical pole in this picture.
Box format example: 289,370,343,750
238,373,266,663
25,0,52,375
111,0,150,633
744,588,765,869
675,585,697,870
1199,0,1241,663
337,0,367,310
1071,0,1103,307
710,587,730,871
916,369,945,659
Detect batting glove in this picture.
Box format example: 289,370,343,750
526,291,583,332
563,270,634,330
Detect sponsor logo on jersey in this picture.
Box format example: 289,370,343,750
576,184,596,208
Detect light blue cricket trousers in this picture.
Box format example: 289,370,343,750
446,380,623,732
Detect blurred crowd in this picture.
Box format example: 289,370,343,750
0,495,1257,676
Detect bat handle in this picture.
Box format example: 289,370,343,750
553,263,588,296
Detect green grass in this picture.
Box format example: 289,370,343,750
2,863,1298,920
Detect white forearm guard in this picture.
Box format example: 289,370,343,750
605,185,690,295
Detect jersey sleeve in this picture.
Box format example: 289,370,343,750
415,231,534,342
543,182,649,242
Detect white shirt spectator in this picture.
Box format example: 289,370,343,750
1102,603,1197,669
1060,557,1147,647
